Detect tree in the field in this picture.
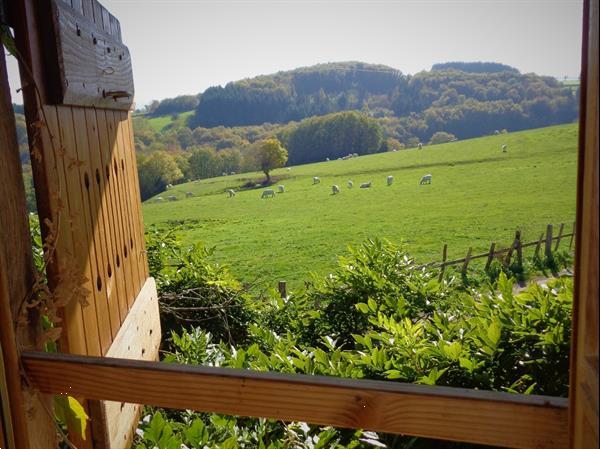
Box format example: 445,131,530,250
428,131,456,145
253,138,288,183
137,151,183,200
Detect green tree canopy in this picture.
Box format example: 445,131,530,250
137,151,183,200
252,138,288,183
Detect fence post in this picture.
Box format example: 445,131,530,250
569,221,576,250
505,230,519,266
534,233,544,259
278,281,287,299
462,247,472,276
485,242,496,271
554,223,565,251
545,224,554,259
438,244,448,282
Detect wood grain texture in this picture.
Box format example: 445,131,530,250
0,44,56,449
100,278,161,449
22,351,569,449
50,0,134,110
570,0,599,447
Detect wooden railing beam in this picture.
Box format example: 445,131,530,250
22,351,568,449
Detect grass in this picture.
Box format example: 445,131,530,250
146,110,194,133
142,124,578,290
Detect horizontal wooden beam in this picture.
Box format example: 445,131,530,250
22,351,568,449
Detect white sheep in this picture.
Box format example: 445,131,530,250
331,185,340,195
230,171,236,175
420,174,432,185
347,180,354,188
501,144,508,152
261,189,276,198
494,130,500,135
359,181,372,189
286,167,292,171
166,183,173,190
313,176,320,184
185,192,194,198
325,157,330,161
278,185,285,193
167,195,178,201
227,189,236,197
154,197,164,203
418,143,423,150
221,172,227,176
387,175,393,186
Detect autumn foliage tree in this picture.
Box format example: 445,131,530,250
252,138,288,183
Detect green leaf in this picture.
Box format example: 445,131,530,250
367,297,377,312
53,395,89,440
355,303,369,314
487,321,502,347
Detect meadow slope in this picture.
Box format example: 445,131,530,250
143,124,578,289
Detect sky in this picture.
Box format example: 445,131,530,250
6,0,584,107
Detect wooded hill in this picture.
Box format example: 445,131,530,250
187,61,578,134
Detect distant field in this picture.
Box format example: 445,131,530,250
146,110,194,132
142,124,578,290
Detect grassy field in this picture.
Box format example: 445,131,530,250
145,110,194,132
142,124,578,289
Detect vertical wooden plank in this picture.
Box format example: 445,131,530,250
81,0,94,22
83,108,120,347
107,111,142,296
43,106,88,355
569,221,576,250
485,242,496,271
515,231,523,268
570,0,599,447
121,112,149,279
55,106,101,357
97,109,131,320
278,281,287,299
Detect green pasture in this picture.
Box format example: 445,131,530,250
146,110,194,132
142,124,578,289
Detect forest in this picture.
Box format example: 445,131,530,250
16,61,579,203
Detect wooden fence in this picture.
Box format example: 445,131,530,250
277,223,575,296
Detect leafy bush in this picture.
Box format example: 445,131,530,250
137,237,572,448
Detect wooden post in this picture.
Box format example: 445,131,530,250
462,247,472,276
278,281,287,299
545,224,554,260
569,221,576,250
438,244,448,282
569,1,599,447
555,223,565,251
505,231,519,266
0,44,55,449
515,231,523,268
485,242,496,271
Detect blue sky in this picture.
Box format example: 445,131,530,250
6,0,584,107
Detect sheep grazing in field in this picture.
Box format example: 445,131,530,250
331,185,340,195
387,175,394,186
166,183,173,190
359,181,372,189
278,185,285,193
420,174,432,185
347,180,354,188
352,153,358,157
494,130,500,135
261,189,276,198
227,189,236,198
185,192,194,198
154,197,164,203
221,172,227,176
501,144,508,152
167,195,178,201
230,171,236,176
325,157,330,161
313,176,320,184
418,143,423,150
287,167,292,171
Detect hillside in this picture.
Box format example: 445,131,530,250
189,61,578,132
142,124,578,289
